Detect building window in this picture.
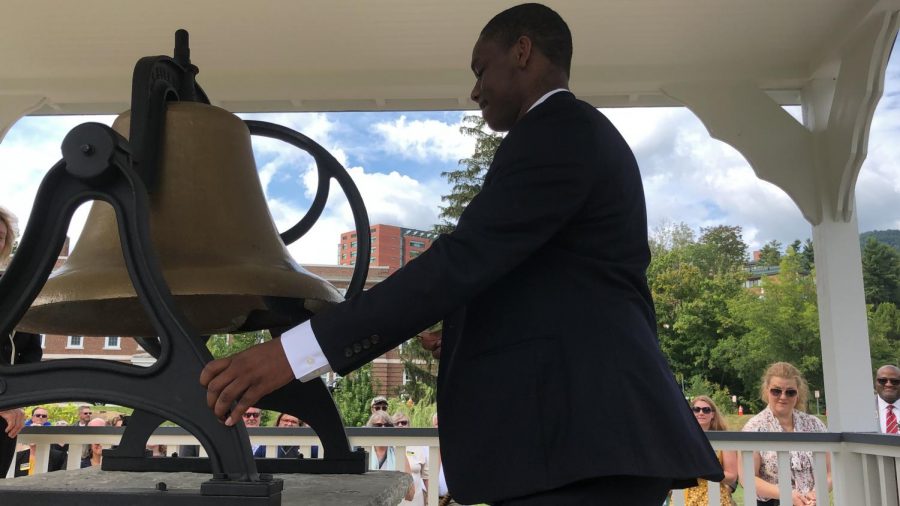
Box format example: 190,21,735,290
67,335,84,349
341,254,346,259
40,334,46,349
351,251,357,258
370,257,375,263
104,336,121,350
351,241,357,248
409,240,425,248
409,251,420,258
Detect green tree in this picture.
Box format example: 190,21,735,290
868,302,900,368
694,225,747,276
800,238,815,272
435,115,503,234
713,249,822,410
862,237,900,305
331,363,379,427
648,223,747,398
397,325,438,405
206,331,270,359
757,240,783,266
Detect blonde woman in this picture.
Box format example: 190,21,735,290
683,396,738,506
742,362,832,505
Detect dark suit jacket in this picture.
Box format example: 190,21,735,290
1,330,42,477
312,91,722,503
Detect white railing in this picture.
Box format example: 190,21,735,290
9,428,900,506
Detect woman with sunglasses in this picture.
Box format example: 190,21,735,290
365,411,415,502
681,396,738,505
392,412,426,506
741,362,831,505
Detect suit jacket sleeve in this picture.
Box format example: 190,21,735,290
312,101,606,374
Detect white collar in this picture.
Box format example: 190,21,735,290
877,395,900,410
525,88,569,114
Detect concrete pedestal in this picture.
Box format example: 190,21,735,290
0,467,412,506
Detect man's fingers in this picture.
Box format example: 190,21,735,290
200,357,232,388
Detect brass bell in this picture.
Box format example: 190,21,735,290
18,102,343,337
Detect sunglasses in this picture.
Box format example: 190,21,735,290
243,412,261,419
371,422,393,427
395,420,409,427
82,412,93,416
877,378,900,386
372,405,388,411
769,388,798,398
692,406,712,414
34,414,49,418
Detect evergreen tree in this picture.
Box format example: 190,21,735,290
398,325,439,405
800,238,815,272
331,363,378,427
869,303,900,368
435,115,503,234
862,237,900,305
757,240,783,266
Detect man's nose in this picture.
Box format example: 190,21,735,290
470,84,480,104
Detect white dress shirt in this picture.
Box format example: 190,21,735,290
877,395,900,433
281,87,571,382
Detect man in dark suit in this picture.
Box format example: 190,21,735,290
202,3,722,504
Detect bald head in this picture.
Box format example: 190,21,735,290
875,365,900,404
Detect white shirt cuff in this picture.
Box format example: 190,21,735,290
280,320,333,382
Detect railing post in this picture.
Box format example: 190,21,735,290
740,450,757,505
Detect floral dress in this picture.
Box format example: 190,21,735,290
741,407,826,499
683,450,733,506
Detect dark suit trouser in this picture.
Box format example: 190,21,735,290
491,475,672,506
0,418,15,479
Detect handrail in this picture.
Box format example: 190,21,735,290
7,428,900,506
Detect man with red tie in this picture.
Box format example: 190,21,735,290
876,364,900,434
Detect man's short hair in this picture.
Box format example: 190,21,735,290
480,3,573,77
31,406,47,415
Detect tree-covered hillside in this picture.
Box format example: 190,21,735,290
860,229,900,251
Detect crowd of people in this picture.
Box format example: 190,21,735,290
674,361,900,506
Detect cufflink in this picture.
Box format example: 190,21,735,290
370,334,380,344
361,337,371,349
353,343,362,353
344,347,353,358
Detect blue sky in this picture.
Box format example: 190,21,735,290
2,50,898,265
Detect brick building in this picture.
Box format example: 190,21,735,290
337,224,438,273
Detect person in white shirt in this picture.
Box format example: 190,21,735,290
875,364,900,434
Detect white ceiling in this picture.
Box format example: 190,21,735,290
0,0,894,114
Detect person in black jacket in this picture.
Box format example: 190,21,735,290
201,4,723,504
1,206,42,478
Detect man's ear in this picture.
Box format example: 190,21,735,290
513,35,533,68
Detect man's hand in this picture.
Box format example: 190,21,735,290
200,339,295,426
0,408,25,438
418,333,442,359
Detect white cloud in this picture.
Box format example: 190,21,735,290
278,164,443,264
371,115,476,163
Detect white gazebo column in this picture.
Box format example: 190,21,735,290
665,9,898,504
0,95,46,144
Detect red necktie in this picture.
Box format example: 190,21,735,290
887,405,899,434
